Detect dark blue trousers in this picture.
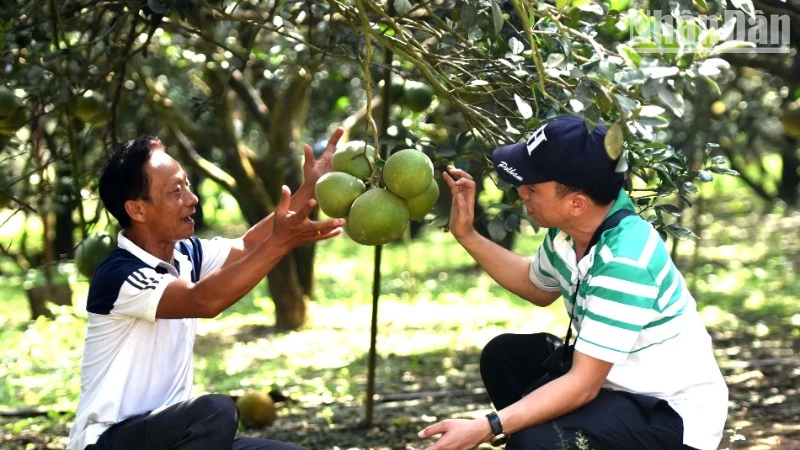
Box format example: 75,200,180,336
89,394,306,450
480,333,694,450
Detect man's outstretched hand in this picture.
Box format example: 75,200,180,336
408,418,492,450
303,127,344,187
272,185,344,251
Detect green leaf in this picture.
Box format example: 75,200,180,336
491,1,504,35
147,0,170,14
394,0,413,15
695,170,713,182
657,87,685,117
694,0,708,11
655,204,683,217
509,37,524,55
709,166,740,176
487,218,508,242
557,0,570,9
701,75,721,97
638,105,666,117
514,94,533,119
664,223,698,241
710,40,756,55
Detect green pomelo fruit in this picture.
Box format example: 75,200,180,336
76,93,107,125
378,77,406,102
75,231,116,279
0,106,27,136
315,172,366,219
0,191,11,209
404,179,440,220
401,81,434,113
0,88,21,119
346,188,409,246
382,149,434,199
332,140,375,181
236,391,276,428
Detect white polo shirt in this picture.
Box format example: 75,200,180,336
529,190,728,450
67,232,231,450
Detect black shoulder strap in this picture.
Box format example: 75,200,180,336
587,208,636,254
561,207,637,355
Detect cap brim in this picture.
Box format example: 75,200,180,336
491,143,550,186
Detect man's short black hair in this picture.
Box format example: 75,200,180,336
99,135,163,229
555,181,623,206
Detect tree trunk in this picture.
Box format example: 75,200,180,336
267,257,307,330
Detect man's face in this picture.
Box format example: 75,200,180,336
517,181,570,228
140,150,198,241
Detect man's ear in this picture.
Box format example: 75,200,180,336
124,199,147,224
569,193,590,217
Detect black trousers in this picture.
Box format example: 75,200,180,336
89,394,306,450
480,333,694,450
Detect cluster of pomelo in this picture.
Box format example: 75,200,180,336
315,141,439,246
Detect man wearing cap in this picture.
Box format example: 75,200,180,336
415,116,728,450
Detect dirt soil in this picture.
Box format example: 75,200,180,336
3,325,797,450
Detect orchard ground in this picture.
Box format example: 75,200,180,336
1,176,798,450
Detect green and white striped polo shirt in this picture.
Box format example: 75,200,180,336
529,189,728,450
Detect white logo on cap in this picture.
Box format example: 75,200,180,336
498,161,523,181
526,124,548,155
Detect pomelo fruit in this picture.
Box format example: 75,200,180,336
332,140,375,181
315,171,366,218
401,80,434,113
76,92,107,125
781,102,800,139
0,88,21,119
382,149,434,199
404,179,440,220
236,391,276,428
75,231,116,279
346,188,409,245
0,106,27,136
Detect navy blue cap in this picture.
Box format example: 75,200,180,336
492,116,624,188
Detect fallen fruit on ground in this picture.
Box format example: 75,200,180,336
315,171,366,219
236,391,277,428
346,188,409,245
382,149,434,199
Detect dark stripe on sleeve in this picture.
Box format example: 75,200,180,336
176,237,204,283
86,249,154,315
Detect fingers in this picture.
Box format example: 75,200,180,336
445,165,473,181
303,143,314,168
324,127,344,155
275,185,292,217
418,420,447,439
296,198,318,220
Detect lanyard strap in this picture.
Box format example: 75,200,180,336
560,208,636,354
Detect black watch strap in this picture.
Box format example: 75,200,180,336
486,411,504,436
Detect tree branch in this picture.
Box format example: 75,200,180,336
169,124,237,192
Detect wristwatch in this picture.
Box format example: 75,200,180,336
486,411,509,446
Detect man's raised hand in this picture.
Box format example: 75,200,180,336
303,127,344,187
442,165,477,240
272,185,344,251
